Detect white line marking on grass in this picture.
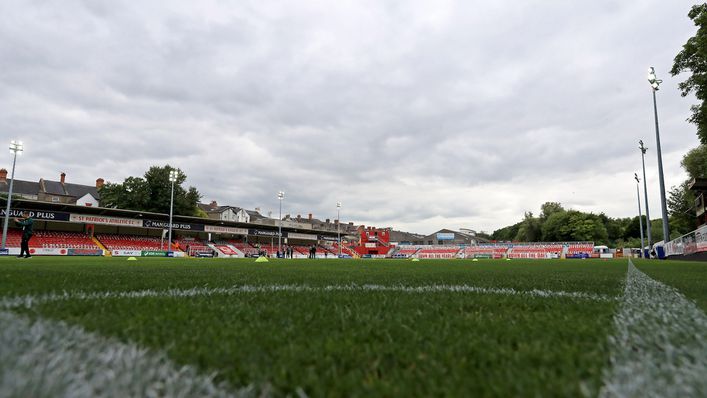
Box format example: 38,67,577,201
599,260,707,397
0,284,615,310
0,311,256,398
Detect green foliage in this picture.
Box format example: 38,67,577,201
539,202,564,221
681,145,707,179
672,4,707,144
668,180,696,236
515,212,542,241
491,221,522,241
496,204,611,245
99,165,203,217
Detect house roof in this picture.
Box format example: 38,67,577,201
0,179,40,196
41,179,67,196
64,182,99,200
245,210,266,220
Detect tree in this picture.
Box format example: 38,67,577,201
672,4,707,144
681,145,707,178
99,165,203,217
491,222,522,241
515,212,542,242
539,202,564,221
541,211,570,242
668,180,696,236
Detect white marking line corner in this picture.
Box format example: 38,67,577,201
599,260,707,397
0,310,255,398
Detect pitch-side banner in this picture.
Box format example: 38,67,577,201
70,214,143,227
287,232,317,241
249,229,280,237
204,225,248,235
1,208,70,221
319,236,339,242
143,219,204,231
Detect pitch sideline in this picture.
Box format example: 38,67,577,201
599,260,707,397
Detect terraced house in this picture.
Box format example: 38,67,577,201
0,169,101,207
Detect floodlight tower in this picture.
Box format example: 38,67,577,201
278,191,285,253
167,169,178,255
647,67,670,244
638,140,652,249
1,140,24,252
635,173,645,258
336,201,342,257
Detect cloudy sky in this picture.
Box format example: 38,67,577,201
0,0,700,234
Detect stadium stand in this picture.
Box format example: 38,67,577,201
393,246,422,258
34,231,100,249
97,234,167,251
2,230,102,250
462,245,509,259
227,240,259,257
416,246,462,259
3,229,22,248
174,236,213,256
567,243,594,256
331,242,357,257
507,244,563,259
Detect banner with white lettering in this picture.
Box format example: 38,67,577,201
70,214,143,227
204,225,248,235
287,232,317,241
142,219,204,231
1,209,70,221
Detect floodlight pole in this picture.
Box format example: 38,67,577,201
167,170,177,255
337,202,342,257
1,141,22,251
638,140,652,250
647,67,670,244
635,174,645,258
278,191,284,254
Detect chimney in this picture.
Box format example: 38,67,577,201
325,219,330,223
60,172,66,184
0,168,6,183
308,213,313,220
95,178,104,189
209,200,218,210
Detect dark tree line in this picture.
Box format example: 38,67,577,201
491,202,664,247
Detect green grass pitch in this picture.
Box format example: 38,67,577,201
1,257,705,397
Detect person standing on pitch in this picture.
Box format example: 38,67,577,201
15,211,34,258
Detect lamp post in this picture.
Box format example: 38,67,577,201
635,173,645,258
1,140,24,252
278,191,284,253
336,201,342,257
638,140,652,249
647,67,670,244
167,169,177,255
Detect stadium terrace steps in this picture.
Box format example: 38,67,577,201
96,234,168,251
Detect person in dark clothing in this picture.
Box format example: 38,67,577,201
15,211,33,258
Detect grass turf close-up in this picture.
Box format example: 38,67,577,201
0,257,705,397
